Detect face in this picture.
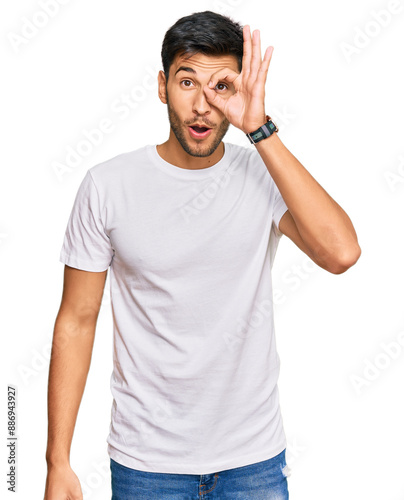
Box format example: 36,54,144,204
158,52,239,158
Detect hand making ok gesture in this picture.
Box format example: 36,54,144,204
203,24,274,134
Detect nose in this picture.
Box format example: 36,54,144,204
192,88,211,117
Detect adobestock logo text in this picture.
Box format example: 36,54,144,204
7,0,73,53
51,65,159,182
340,1,403,63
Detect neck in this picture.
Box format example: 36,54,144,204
156,130,224,170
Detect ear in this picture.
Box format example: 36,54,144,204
158,70,168,104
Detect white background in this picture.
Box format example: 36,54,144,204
1,0,404,498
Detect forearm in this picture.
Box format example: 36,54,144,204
255,133,360,264
45,314,96,467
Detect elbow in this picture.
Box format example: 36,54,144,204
325,243,362,275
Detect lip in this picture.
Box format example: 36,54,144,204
188,126,212,140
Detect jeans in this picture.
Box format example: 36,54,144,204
110,448,290,499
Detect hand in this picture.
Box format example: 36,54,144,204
43,463,83,500
203,24,274,134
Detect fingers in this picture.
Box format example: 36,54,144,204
243,25,273,87
256,46,274,86
242,25,252,82
203,84,226,113
207,67,241,92
203,66,241,113
250,29,262,78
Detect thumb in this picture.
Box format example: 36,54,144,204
203,85,226,113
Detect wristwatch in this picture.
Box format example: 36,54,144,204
246,115,278,144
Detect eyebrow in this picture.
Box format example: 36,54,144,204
174,66,197,76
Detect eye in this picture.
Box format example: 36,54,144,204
180,79,194,88
215,82,228,92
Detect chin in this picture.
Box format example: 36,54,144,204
181,127,229,158
181,141,221,158
187,143,217,157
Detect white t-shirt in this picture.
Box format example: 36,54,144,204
59,142,289,474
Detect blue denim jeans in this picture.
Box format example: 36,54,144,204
110,448,290,499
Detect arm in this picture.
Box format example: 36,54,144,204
44,265,107,499
255,134,361,274
203,25,361,274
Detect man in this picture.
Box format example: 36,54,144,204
44,11,361,500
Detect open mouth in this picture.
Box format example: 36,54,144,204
191,125,209,133
188,125,212,139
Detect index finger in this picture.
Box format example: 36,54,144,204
208,67,241,91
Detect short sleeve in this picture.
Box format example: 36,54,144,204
271,180,289,237
59,170,114,272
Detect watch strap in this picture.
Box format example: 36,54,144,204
246,115,278,144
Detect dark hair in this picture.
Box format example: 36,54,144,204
161,11,244,80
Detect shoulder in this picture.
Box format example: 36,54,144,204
225,141,268,168
225,141,256,162
225,141,271,181
88,145,151,184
